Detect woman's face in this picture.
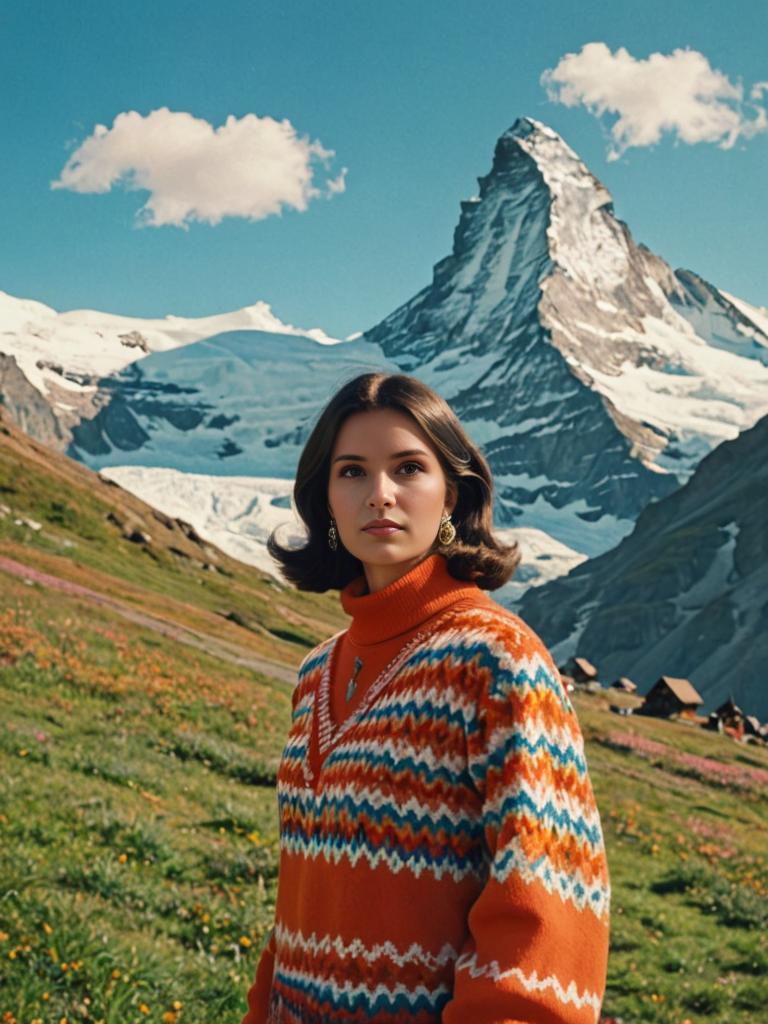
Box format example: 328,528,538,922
327,407,456,593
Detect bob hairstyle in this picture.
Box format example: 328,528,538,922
267,372,520,591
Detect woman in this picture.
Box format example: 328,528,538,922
242,372,610,1024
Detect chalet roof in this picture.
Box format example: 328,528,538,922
573,657,598,677
655,675,704,706
611,676,637,691
715,695,744,717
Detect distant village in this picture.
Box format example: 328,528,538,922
559,656,768,746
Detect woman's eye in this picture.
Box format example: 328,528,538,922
337,462,423,478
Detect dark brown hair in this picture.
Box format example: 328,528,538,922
267,372,520,591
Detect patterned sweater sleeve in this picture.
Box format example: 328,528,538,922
441,617,611,1024
240,927,276,1024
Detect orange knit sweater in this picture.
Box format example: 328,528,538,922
242,554,610,1023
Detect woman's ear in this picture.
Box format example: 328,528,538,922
445,481,458,516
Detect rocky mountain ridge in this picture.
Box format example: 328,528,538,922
518,410,768,718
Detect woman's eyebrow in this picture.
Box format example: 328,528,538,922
332,448,429,464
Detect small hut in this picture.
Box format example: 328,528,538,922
610,676,638,693
641,676,703,719
714,696,745,733
744,715,762,738
561,656,599,686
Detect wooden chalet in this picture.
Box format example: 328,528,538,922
641,676,703,719
561,656,599,685
610,676,638,693
714,696,745,730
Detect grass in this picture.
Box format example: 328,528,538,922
0,577,290,1024
3,580,767,1024
1,414,767,1023
579,700,768,1023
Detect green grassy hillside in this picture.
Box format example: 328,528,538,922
1,412,766,1024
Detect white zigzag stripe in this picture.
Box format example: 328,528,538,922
450,621,568,697
455,952,602,1020
276,963,451,1009
275,923,459,971
327,735,469,778
279,780,479,830
281,739,309,763
293,695,314,717
490,835,610,918
279,830,480,882
371,682,476,723
479,717,584,770
481,772,605,839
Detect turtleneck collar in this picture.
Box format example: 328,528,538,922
340,553,481,645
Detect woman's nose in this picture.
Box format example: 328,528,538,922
367,472,395,507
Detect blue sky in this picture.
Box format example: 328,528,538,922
1,0,766,338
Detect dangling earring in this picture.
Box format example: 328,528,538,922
438,512,456,545
328,516,338,551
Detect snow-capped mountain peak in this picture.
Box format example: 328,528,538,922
364,117,768,559
0,289,341,402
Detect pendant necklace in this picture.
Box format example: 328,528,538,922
345,656,364,702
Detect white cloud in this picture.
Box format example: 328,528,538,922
51,107,347,227
542,43,768,160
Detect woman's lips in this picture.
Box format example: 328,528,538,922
362,526,403,536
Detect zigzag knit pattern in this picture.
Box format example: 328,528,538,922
245,602,610,1024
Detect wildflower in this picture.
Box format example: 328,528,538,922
43,922,53,935
172,1001,182,1011
139,1004,150,1015
239,936,252,948
111,969,121,979
161,1014,177,1024
118,853,128,864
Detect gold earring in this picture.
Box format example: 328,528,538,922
328,516,338,551
438,512,456,545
